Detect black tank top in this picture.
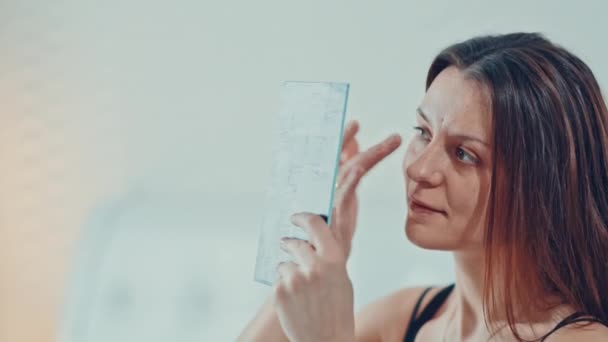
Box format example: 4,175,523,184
403,284,607,342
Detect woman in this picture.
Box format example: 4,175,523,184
238,32,608,341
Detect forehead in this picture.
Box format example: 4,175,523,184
419,66,491,134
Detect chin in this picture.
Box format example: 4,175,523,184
404,218,455,250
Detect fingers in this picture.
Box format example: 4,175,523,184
340,121,360,165
280,238,315,266
276,261,298,280
338,133,401,184
335,167,364,207
332,168,363,248
340,138,359,165
341,120,359,150
290,213,334,255
327,205,342,244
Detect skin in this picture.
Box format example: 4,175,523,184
239,66,608,341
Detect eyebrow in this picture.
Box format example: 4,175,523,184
415,107,490,147
416,107,430,124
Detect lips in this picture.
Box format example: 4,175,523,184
408,196,447,216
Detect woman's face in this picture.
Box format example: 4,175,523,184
403,66,493,251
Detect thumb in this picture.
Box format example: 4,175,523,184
331,206,345,248
318,207,341,243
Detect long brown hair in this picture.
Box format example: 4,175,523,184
426,33,608,341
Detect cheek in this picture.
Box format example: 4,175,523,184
448,176,479,210
402,140,421,175
446,172,491,241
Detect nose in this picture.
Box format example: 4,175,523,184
405,141,445,187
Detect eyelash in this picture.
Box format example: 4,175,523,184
413,126,431,140
455,147,478,164
412,126,479,165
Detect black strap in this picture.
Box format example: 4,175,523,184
540,311,608,341
405,285,606,342
404,284,455,342
404,286,432,342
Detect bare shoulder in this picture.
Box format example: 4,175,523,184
544,321,608,342
354,285,447,342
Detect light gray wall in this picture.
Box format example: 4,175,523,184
0,1,606,341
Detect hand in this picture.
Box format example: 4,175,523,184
271,122,402,342
274,213,354,342
332,120,402,258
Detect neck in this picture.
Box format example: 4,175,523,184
448,248,491,340
446,248,573,341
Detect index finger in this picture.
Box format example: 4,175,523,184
338,133,401,183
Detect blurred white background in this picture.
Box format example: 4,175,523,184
0,1,606,341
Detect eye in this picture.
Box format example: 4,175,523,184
413,126,431,141
455,147,478,164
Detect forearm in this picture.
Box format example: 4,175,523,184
237,296,288,342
